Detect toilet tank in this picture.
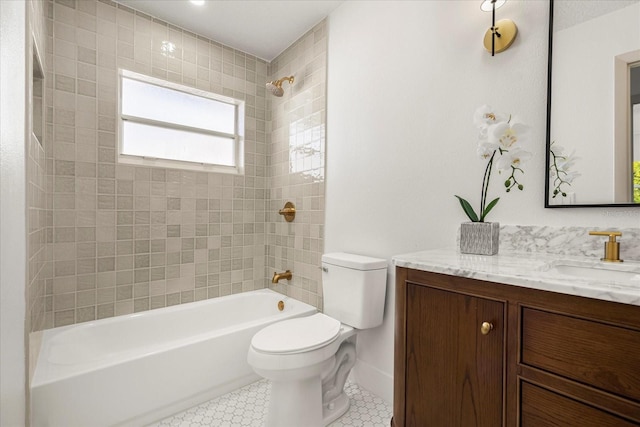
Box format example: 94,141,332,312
321,253,387,329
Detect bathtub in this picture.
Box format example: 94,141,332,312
31,289,316,427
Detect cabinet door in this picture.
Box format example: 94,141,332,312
405,284,504,427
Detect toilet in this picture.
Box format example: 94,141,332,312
247,252,387,427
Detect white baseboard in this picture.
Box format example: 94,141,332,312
351,359,393,406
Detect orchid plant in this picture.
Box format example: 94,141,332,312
549,141,580,198
455,105,531,222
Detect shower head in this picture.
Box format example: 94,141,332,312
266,82,284,97
266,76,294,97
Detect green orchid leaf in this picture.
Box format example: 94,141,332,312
455,195,479,222
480,197,500,221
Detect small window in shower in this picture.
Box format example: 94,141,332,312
118,69,244,174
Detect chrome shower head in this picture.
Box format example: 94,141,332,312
266,76,294,97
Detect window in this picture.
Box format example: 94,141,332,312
118,69,244,174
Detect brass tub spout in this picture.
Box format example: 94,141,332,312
272,270,292,283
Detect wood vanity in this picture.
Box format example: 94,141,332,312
393,266,640,426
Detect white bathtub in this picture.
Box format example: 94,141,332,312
31,289,316,427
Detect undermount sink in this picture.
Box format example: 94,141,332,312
547,262,640,283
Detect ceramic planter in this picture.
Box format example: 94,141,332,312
460,222,499,255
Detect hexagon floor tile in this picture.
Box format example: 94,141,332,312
151,380,391,427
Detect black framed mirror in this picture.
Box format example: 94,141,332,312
545,0,640,208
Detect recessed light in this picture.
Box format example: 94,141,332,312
190,0,205,5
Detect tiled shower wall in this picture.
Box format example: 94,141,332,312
44,0,270,328
267,23,327,308
40,0,327,329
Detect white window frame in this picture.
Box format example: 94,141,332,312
117,69,245,174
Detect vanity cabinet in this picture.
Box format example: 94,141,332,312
393,267,640,427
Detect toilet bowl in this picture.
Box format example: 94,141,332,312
247,253,387,427
247,314,357,426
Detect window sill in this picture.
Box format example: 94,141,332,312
117,154,243,175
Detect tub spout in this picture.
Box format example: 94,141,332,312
272,270,292,283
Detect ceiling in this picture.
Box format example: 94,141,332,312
115,0,344,62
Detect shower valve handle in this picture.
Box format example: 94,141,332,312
278,202,296,222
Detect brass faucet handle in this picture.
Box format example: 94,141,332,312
589,231,623,262
589,230,622,241
278,202,296,222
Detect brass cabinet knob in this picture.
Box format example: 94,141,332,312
480,321,494,335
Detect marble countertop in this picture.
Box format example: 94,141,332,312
392,249,640,307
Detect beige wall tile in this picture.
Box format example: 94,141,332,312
39,0,326,330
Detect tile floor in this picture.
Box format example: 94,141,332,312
151,379,391,427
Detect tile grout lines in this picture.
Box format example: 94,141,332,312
151,380,391,427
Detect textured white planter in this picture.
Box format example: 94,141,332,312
460,222,499,255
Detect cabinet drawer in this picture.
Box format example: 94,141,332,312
521,308,640,402
520,381,637,427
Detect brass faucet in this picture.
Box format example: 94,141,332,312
272,270,292,283
589,231,623,262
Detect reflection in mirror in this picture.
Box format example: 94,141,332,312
546,0,640,207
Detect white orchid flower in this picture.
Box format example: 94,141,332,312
549,141,581,198
556,149,579,171
496,148,532,171
457,105,531,223
474,105,495,128
562,170,581,184
488,121,530,150
473,105,509,129
477,140,498,160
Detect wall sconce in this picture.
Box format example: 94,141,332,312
481,0,517,56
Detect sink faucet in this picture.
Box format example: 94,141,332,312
272,270,292,283
589,231,623,263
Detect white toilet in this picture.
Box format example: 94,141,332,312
247,253,387,427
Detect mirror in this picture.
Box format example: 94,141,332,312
545,0,640,207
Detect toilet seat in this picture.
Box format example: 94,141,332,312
251,313,341,355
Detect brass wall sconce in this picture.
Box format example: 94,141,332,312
278,202,296,222
481,0,517,56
